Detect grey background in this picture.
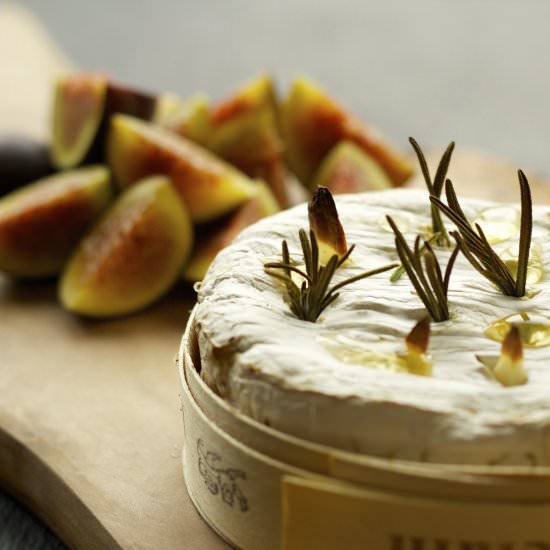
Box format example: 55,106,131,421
2,0,550,548
15,0,550,175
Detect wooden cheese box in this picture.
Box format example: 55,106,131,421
180,308,550,549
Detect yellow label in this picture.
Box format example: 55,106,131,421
282,476,550,550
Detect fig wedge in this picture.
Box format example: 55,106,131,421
183,181,279,282
313,140,392,194
0,165,112,278
106,114,257,222
156,93,213,146
210,74,279,129
282,77,413,187
209,75,288,208
50,73,107,169
51,73,157,169
59,176,192,318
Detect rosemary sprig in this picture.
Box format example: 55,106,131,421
430,172,532,297
387,216,459,322
264,229,396,322
409,137,455,247
390,232,440,282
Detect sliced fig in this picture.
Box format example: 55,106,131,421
210,74,279,128
59,176,192,318
156,93,213,146
313,140,393,194
0,133,54,196
281,77,413,187
0,165,112,278
209,75,289,208
50,73,108,169
210,109,288,208
106,114,258,222
182,181,279,282
153,93,187,125
51,73,157,169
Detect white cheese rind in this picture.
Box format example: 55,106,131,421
196,189,550,465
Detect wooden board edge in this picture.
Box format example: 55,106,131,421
0,420,120,549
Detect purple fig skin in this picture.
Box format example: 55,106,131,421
89,82,158,161
0,133,54,196
105,83,157,122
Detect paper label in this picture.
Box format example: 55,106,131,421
282,475,550,550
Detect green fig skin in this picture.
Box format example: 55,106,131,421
0,165,112,279
59,175,193,318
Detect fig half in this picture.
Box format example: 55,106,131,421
59,175,192,318
0,165,112,278
106,114,257,222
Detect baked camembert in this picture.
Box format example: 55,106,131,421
195,171,550,466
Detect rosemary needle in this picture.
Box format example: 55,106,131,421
409,137,455,247
430,173,532,298
387,215,458,322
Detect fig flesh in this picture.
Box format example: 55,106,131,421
51,73,157,169
106,114,257,223
0,165,112,278
209,75,288,208
282,77,413,187
50,73,107,169
210,74,279,129
156,93,213,147
59,176,192,318
313,140,392,194
182,181,279,282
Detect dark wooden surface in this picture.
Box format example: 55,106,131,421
2,1,550,548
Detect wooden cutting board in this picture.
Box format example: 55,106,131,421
0,5,228,549
1,5,549,550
